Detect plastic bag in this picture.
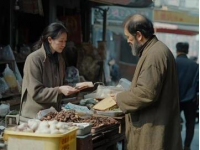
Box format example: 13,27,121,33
2,45,22,82
96,85,124,99
0,103,10,117
3,64,18,90
2,45,14,60
36,107,57,120
65,66,80,84
0,77,9,94
117,78,131,90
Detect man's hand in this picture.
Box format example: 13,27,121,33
59,86,79,96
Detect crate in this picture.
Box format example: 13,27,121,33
3,128,77,150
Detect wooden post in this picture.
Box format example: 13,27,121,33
102,9,107,41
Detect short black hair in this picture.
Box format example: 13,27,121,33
123,14,154,38
176,42,189,54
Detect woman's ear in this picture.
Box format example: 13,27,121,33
47,37,52,44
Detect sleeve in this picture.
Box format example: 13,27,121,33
116,65,165,113
24,55,60,104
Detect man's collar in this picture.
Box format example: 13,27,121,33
177,54,188,58
138,35,155,57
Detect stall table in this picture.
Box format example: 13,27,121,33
77,116,125,150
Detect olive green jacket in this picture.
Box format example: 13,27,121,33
117,36,182,150
20,45,65,120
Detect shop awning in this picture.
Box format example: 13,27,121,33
89,0,153,7
153,9,199,35
154,22,199,35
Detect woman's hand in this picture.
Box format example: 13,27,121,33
59,86,79,96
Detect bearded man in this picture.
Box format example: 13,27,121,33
113,14,182,150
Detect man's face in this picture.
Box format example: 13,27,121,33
124,29,142,56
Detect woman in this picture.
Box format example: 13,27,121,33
19,22,79,122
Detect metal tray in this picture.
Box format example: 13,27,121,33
96,110,124,117
73,123,91,136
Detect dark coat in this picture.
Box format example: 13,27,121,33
20,45,65,120
176,54,199,102
116,36,182,150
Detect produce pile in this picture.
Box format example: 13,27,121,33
41,110,118,128
10,119,76,134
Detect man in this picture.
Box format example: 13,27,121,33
113,14,182,150
176,42,199,150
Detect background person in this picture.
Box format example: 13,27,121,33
176,42,199,150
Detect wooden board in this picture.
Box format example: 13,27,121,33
93,97,116,111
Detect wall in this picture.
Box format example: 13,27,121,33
156,0,199,10
56,0,80,9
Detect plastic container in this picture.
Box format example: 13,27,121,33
96,110,124,117
4,127,77,150
73,123,91,136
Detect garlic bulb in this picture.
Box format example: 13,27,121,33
56,122,65,129
49,124,57,130
48,120,58,126
17,123,28,131
59,129,67,134
50,129,60,134
38,121,49,130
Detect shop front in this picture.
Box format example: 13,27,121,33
90,5,199,80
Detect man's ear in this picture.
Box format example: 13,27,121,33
136,31,142,41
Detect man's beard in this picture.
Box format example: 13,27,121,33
130,40,142,56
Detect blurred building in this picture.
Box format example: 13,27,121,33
90,0,199,80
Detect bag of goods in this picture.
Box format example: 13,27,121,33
0,103,10,117
3,64,18,92
65,66,80,84
96,85,124,99
36,107,57,120
0,77,9,94
79,98,98,109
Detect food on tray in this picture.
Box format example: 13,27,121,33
81,116,118,128
40,110,119,128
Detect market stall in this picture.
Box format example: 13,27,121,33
1,80,129,150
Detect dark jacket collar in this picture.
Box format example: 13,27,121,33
177,54,188,58
43,42,59,65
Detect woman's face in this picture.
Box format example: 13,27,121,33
48,32,67,53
